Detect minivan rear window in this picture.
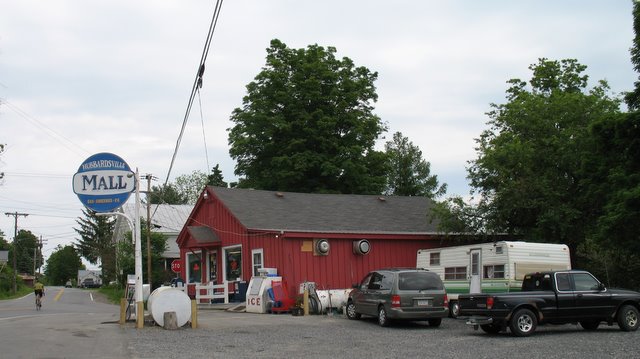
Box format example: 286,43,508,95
398,272,443,291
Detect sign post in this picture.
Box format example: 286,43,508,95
73,153,144,329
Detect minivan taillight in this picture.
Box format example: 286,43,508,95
391,295,401,307
487,296,494,310
444,293,449,309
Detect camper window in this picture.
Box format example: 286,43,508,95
483,265,505,279
444,266,467,280
430,252,440,266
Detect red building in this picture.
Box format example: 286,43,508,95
176,186,445,297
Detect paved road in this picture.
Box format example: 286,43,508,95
2,292,640,359
0,286,128,359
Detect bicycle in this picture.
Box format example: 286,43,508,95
35,294,42,311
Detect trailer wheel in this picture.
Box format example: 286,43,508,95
449,301,460,318
509,308,537,337
617,305,639,331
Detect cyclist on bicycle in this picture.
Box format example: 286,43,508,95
34,279,45,302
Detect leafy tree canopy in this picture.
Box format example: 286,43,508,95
228,39,388,194
44,245,83,286
465,58,621,253
384,131,446,198
9,229,41,275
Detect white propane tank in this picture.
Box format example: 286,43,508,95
315,289,352,313
147,287,192,327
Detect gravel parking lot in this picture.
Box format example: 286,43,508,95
126,309,640,359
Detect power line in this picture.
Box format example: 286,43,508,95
162,0,224,191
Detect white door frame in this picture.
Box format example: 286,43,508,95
469,248,482,293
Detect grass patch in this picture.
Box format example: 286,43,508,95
0,286,33,300
99,285,125,305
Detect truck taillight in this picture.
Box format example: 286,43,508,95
487,296,494,310
391,295,401,307
444,294,449,309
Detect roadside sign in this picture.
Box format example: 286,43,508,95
72,152,135,212
171,260,182,273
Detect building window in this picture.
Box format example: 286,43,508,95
252,249,264,277
495,246,503,254
484,265,505,279
186,252,203,283
224,245,242,281
430,252,440,266
444,267,467,280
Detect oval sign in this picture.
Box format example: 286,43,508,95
72,152,135,212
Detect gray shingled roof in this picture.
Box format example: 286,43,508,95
208,187,439,235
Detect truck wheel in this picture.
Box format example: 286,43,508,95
580,320,600,331
617,305,639,331
509,308,537,337
378,306,390,327
480,324,502,334
450,301,460,318
346,301,361,320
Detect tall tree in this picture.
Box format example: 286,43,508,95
148,183,188,205
45,245,83,286
9,229,40,275
466,58,621,256
625,1,640,110
74,209,116,281
384,131,446,198
207,164,228,188
228,39,388,194
174,170,208,203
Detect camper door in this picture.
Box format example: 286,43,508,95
469,249,482,293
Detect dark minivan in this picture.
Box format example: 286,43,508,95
346,268,449,327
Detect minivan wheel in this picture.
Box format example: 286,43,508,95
378,306,390,327
346,301,361,320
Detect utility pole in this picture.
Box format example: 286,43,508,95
142,174,156,289
5,211,29,293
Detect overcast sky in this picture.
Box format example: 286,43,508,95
0,1,636,267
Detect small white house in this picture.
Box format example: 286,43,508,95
77,269,102,287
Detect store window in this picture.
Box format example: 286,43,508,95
252,249,264,277
187,252,203,283
224,246,242,281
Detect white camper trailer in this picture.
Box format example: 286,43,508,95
416,241,571,317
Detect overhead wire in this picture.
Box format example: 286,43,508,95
161,0,224,204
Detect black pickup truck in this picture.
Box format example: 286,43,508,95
459,270,640,336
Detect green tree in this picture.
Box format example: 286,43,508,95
625,1,640,110
74,209,116,282
174,170,208,204
44,245,83,286
466,58,621,257
384,131,446,198
228,39,388,194
207,164,228,188
9,230,40,275
116,224,168,288
148,183,188,205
